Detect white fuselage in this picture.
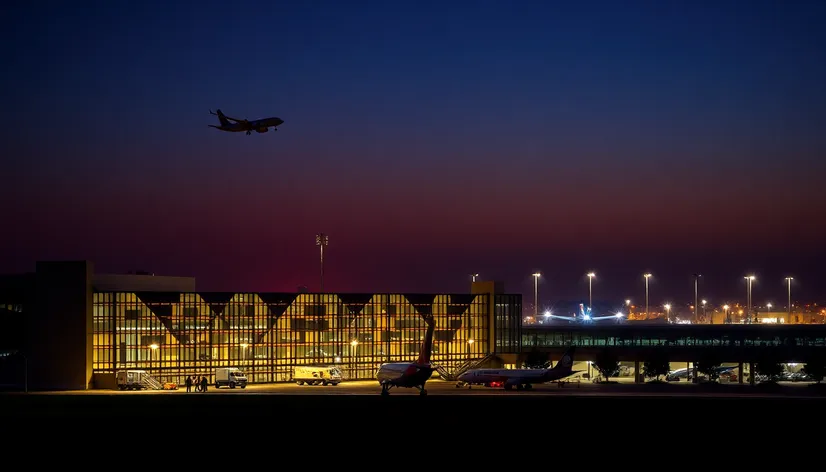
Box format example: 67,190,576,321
460,368,550,384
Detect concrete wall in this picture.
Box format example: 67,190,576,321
28,261,93,391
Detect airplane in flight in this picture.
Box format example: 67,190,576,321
208,109,284,135
456,346,578,391
375,314,436,396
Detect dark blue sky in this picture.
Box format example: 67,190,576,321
2,1,825,308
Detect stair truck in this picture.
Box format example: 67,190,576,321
117,370,154,390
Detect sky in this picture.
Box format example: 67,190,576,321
2,1,826,309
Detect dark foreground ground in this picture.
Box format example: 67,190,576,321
2,385,824,449
3,379,825,418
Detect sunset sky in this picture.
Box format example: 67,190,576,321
2,1,825,307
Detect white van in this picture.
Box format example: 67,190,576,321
293,366,342,386
215,367,247,389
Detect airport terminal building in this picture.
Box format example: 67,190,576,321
0,261,522,390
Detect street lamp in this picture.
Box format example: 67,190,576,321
664,303,671,323
744,275,756,323
586,272,596,313
701,299,707,323
532,272,541,318
350,339,359,380
149,343,159,374
470,273,479,283
316,233,329,292
723,304,730,324
467,339,474,361
643,274,653,320
693,274,702,323
766,302,772,319
785,277,794,323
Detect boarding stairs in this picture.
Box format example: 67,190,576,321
141,373,163,390
434,353,497,381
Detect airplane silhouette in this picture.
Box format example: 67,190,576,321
208,109,284,135
374,314,436,396
456,346,578,390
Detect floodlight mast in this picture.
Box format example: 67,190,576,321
316,233,329,292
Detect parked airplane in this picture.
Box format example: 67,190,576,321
375,314,436,396
456,346,578,391
208,109,284,135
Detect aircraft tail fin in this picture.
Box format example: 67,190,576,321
210,109,231,127
549,346,575,375
416,315,436,365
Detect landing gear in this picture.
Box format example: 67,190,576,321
381,382,390,395
246,130,251,135
418,384,428,396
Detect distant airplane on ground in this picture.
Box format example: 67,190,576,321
456,346,578,390
375,314,436,396
208,109,284,135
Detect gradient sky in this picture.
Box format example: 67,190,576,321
2,1,826,308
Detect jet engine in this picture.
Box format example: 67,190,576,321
256,127,269,133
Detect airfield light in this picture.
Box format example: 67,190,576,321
583,314,591,321
644,274,653,320
586,272,596,312
744,275,756,323
544,310,551,317
616,312,624,318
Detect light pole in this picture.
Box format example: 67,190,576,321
644,274,652,320
532,272,541,318
470,273,479,283
701,299,707,323
350,339,359,380
664,303,671,323
316,233,329,292
693,274,702,323
785,277,793,323
723,304,730,324
587,272,596,313
149,343,159,376
744,275,755,323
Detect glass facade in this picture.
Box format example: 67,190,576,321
523,325,826,349
93,291,506,385
494,294,521,353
